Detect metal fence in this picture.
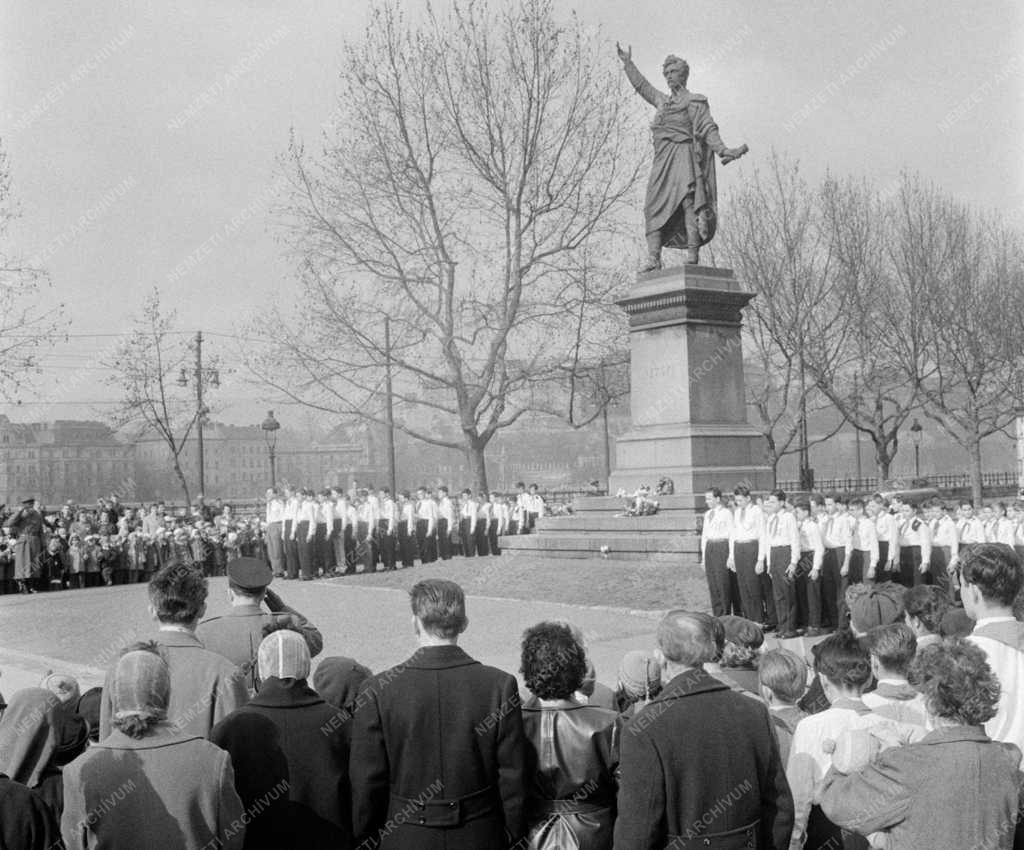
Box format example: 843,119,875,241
776,471,1020,494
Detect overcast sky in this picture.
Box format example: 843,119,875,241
2,0,1022,426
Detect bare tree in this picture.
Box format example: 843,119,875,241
104,290,209,504
0,142,62,396
255,0,643,490
717,152,848,484
892,176,1024,504
807,174,922,480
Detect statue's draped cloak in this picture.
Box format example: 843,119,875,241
625,61,726,248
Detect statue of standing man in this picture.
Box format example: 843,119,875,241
617,44,748,270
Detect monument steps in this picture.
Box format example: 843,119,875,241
501,530,698,561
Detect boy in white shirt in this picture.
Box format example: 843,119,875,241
861,623,928,728
787,631,922,850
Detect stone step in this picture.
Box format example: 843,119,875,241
501,532,698,557
538,515,699,533
568,495,702,512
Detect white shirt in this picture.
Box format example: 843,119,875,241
874,511,899,547
437,496,455,525
930,514,959,556
400,501,416,526
899,515,932,565
851,515,879,568
762,509,800,566
958,516,986,544
861,678,929,728
493,502,510,533
335,499,352,528
283,497,300,525
265,499,285,524
461,499,478,533
701,505,733,555
380,498,397,532
798,518,824,571
820,511,854,549
995,517,1016,546
478,502,493,522
417,498,438,534
787,699,924,848
729,503,764,563
969,617,1024,751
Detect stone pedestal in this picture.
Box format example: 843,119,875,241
608,265,771,494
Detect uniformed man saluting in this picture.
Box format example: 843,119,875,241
196,557,324,693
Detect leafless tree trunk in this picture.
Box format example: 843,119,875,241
253,0,642,492
104,290,207,505
0,143,62,396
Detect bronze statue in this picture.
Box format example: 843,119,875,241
617,44,748,270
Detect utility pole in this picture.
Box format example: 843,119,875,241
195,331,206,498
798,355,813,491
384,315,397,494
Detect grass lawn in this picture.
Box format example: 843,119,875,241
323,553,711,614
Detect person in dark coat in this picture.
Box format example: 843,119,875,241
350,579,526,850
613,610,794,850
0,773,60,850
312,656,372,712
61,646,244,850
211,628,352,849
520,622,619,850
4,498,44,594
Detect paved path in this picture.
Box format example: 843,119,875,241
0,578,666,698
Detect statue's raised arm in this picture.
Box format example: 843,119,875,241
618,47,749,270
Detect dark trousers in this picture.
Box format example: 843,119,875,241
899,545,925,587
526,512,538,531
379,521,396,569
283,520,300,579
475,522,490,557
398,521,415,567
416,520,436,563
703,540,732,617
314,523,333,572
931,545,953,600
461,519,477,557
356,521,374,572
508,519,519,536
798,550,820,629
437,519,451,560
877,541,893,581
733,540,764,624
826,547,846,627
769,546,796,634
488,520,500,555
342,526,356,572
296,521,315,579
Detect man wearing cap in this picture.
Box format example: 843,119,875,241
4,497,45,594
196,557,323,694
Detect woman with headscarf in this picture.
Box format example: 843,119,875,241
312,656,372,713
60,645,244,850
613,650,662,718
0,685,88,821
520,622,620,850
211,628,353,848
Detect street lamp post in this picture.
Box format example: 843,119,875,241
261,410,280,488
910,417,923,479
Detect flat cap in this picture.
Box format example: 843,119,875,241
227,556,273,591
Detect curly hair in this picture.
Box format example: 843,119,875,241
520,622,586,700
908,639,1000,726
721,641,760,669
903,585,949,634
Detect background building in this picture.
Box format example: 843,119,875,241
0,416,135,507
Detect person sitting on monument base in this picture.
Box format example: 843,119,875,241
616,43,748,270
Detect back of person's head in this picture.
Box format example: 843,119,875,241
866,623,917,677
312,656,372,711
758,649,808,704
148,562,207,625
909,639,1000,727
814,630,872,691
617,649,662,703
959,543,1023,608
112,643,170,739
903,585,949,635
520,622,586,700
657,610,716,668
410,579,468,639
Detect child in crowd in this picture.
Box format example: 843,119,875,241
758,648,808,765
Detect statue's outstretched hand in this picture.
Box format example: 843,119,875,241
720,144,749,165
616,42,632,64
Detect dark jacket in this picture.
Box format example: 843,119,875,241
522,700,620,850
821,725,1023,850
613,667,793,850
0,774,59,850
211,677,352,849
350,643,526,850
